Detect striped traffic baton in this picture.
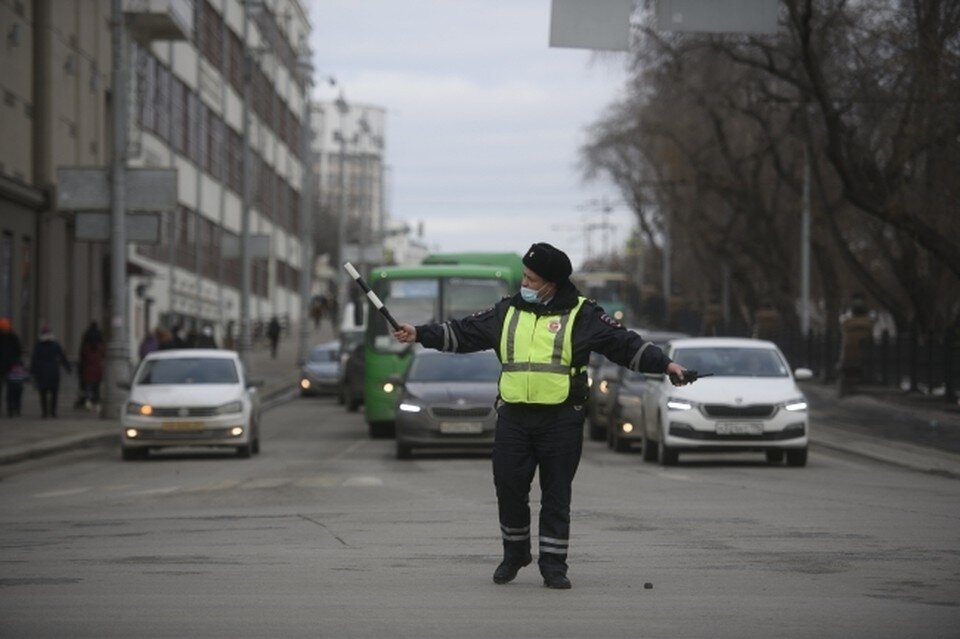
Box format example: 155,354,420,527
343,262,401,331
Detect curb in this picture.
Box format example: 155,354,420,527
0,431,119,466
0,380,299,467
810,426,960,479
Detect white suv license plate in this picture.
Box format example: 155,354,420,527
440,422,483,434
716,422,764,436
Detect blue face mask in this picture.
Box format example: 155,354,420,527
520,284,547,304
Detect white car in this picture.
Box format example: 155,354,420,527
120,349,263,460
638,337,812,466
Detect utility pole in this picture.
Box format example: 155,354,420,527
800,106,813,336
238,4,253,371
297,54,315,363
103,0,129,418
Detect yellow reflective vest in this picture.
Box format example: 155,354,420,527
498,297,587,404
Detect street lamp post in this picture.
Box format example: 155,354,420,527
103,0,130,419
297,55,315,363
334,93,350,333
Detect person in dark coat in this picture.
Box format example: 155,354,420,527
267,316,281,359
0,317,24,417
78,321,106,409
30,325,71,418
392,243,690,589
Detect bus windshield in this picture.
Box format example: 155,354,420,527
371,276,509,350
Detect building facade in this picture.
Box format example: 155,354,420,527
0,0,312,360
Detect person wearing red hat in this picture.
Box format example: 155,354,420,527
393,242,689,589
0,317,24,417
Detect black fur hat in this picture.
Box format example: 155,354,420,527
522,242,572,283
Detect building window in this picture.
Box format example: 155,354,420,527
154,62,171,142
170,77,187,155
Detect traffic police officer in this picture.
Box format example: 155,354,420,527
393,243,688,589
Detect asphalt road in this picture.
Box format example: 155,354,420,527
1,395,958,638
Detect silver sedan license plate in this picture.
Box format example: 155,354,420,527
440,422,483,434
716,422,764,435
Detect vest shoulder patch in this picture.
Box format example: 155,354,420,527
600,313,622,328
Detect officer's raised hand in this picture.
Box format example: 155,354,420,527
666,362,689,386
393,323,417,343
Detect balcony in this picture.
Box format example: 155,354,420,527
124,0,193,43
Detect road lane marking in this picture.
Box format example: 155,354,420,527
341,475,384,487
240,478,289,490
123,486,181,496
33,487,90,498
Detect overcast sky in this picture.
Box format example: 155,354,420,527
308,0,635,269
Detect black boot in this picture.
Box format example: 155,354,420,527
542,571,572,589
492,554,532,584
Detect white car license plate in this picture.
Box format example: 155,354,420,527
716,422,764,435
440,422,483,434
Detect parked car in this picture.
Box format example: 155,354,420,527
339,341,366,412
607,329,689,452
336,329,365,405
393,349,501,459
300,341,341,396
120,349,263,460
638,337,812,466
587,356,620,441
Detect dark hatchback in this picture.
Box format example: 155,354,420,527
394,349,501,459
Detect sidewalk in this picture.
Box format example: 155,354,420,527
804,381,960,477
0,321,335,465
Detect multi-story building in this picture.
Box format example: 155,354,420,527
311,99,386,283
1,0,311,362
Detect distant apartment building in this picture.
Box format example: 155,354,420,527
311,100,387,274
0,0,311,358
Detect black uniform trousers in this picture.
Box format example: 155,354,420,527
492,401,585,575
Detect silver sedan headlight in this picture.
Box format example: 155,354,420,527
398,401,423,413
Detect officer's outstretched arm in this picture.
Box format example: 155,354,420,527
393,323,417,343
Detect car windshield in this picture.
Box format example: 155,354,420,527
671,347,788,378
136,357,240,384
406,351,501,382
308,347,338,363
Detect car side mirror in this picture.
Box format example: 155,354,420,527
116,381,131,390
793,368,814,381
246,378,265,389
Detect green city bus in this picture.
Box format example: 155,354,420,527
363,258,521,437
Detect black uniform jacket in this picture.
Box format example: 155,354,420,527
414,281,672,404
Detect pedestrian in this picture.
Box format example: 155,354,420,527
157,327,176,350
0,317,25,417
392,243,689,589
29,325,71,419
77,321,106,410
195,325,218,348
267,316,281,359
139,326,160,360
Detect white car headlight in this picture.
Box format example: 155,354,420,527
783,399,808,412
126,401,152,416
216,400,243,415
398,402,422,413
666,398,694,411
